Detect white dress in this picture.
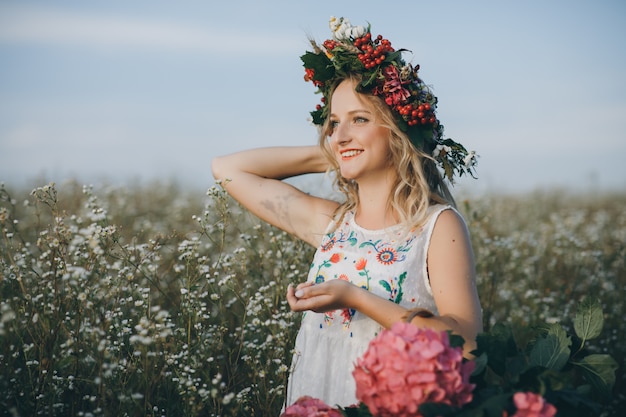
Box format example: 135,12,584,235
285,205,453,408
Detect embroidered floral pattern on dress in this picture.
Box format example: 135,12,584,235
359,234,416,265
313,220,417,329
379,271,407,304
320,228,357,252
376,247,398,265
312,252,343,283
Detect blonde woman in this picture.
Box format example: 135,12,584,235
211,17,482,408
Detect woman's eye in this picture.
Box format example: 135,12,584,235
354,117,368,124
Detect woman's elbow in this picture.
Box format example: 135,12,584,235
211,156,226,181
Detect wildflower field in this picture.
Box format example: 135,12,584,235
0,181,624,417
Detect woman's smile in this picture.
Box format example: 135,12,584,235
340,149,363,160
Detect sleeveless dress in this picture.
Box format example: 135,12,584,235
285,204,453,408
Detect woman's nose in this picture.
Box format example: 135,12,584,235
331,122,351,145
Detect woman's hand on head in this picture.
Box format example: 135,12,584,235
286,280,358,313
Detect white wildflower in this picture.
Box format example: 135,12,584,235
222,392,235,405
1,304,16,324
212,373,222,385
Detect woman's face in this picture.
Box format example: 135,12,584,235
328,79,394,182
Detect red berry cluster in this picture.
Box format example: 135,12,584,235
315,96,326,111
354,33,395,69
398,102,437,126
323,39,339,51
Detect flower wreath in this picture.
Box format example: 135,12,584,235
301,16,477,181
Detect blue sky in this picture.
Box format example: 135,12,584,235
1,0,625,195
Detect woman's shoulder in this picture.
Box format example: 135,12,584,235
429,204,471,242
428,203,465,223
414,204,468,242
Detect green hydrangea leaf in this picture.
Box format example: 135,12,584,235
340,402,373,416
573,298,603,342
529,324,571,371
474,323,518,377
573,354,618,400
419,402,459,417
448,332,465,349
546,388,603,417
471,352,488,376
458,393,512,417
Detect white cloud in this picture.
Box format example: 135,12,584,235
0,4,301,54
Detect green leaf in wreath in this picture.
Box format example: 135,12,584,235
573,298,604,342
572,353,618,400
300,51,334,81
360,66,381,90
529,323,571,371
311,108,325,125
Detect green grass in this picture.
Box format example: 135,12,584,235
1,181,624,416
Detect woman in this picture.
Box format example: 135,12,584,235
211,17,482,408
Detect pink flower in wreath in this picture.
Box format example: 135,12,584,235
512,392,557,417
281,396,343,417
374,65,411,106
352,322,475,417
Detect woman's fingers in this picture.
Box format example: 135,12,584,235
287,280,354,313
294,281,314,296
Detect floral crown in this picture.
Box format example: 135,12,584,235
301,16,477,181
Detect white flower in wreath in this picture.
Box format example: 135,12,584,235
463,150,477,167
433,144,451,158
329,16,366,41
329,16,341,32
349,25,367,39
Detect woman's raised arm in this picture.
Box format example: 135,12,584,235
211,146,339,247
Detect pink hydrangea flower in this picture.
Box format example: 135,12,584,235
281,396,343,417
512,392,557,417
352,322,475,417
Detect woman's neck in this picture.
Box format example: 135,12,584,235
354,176,398,229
